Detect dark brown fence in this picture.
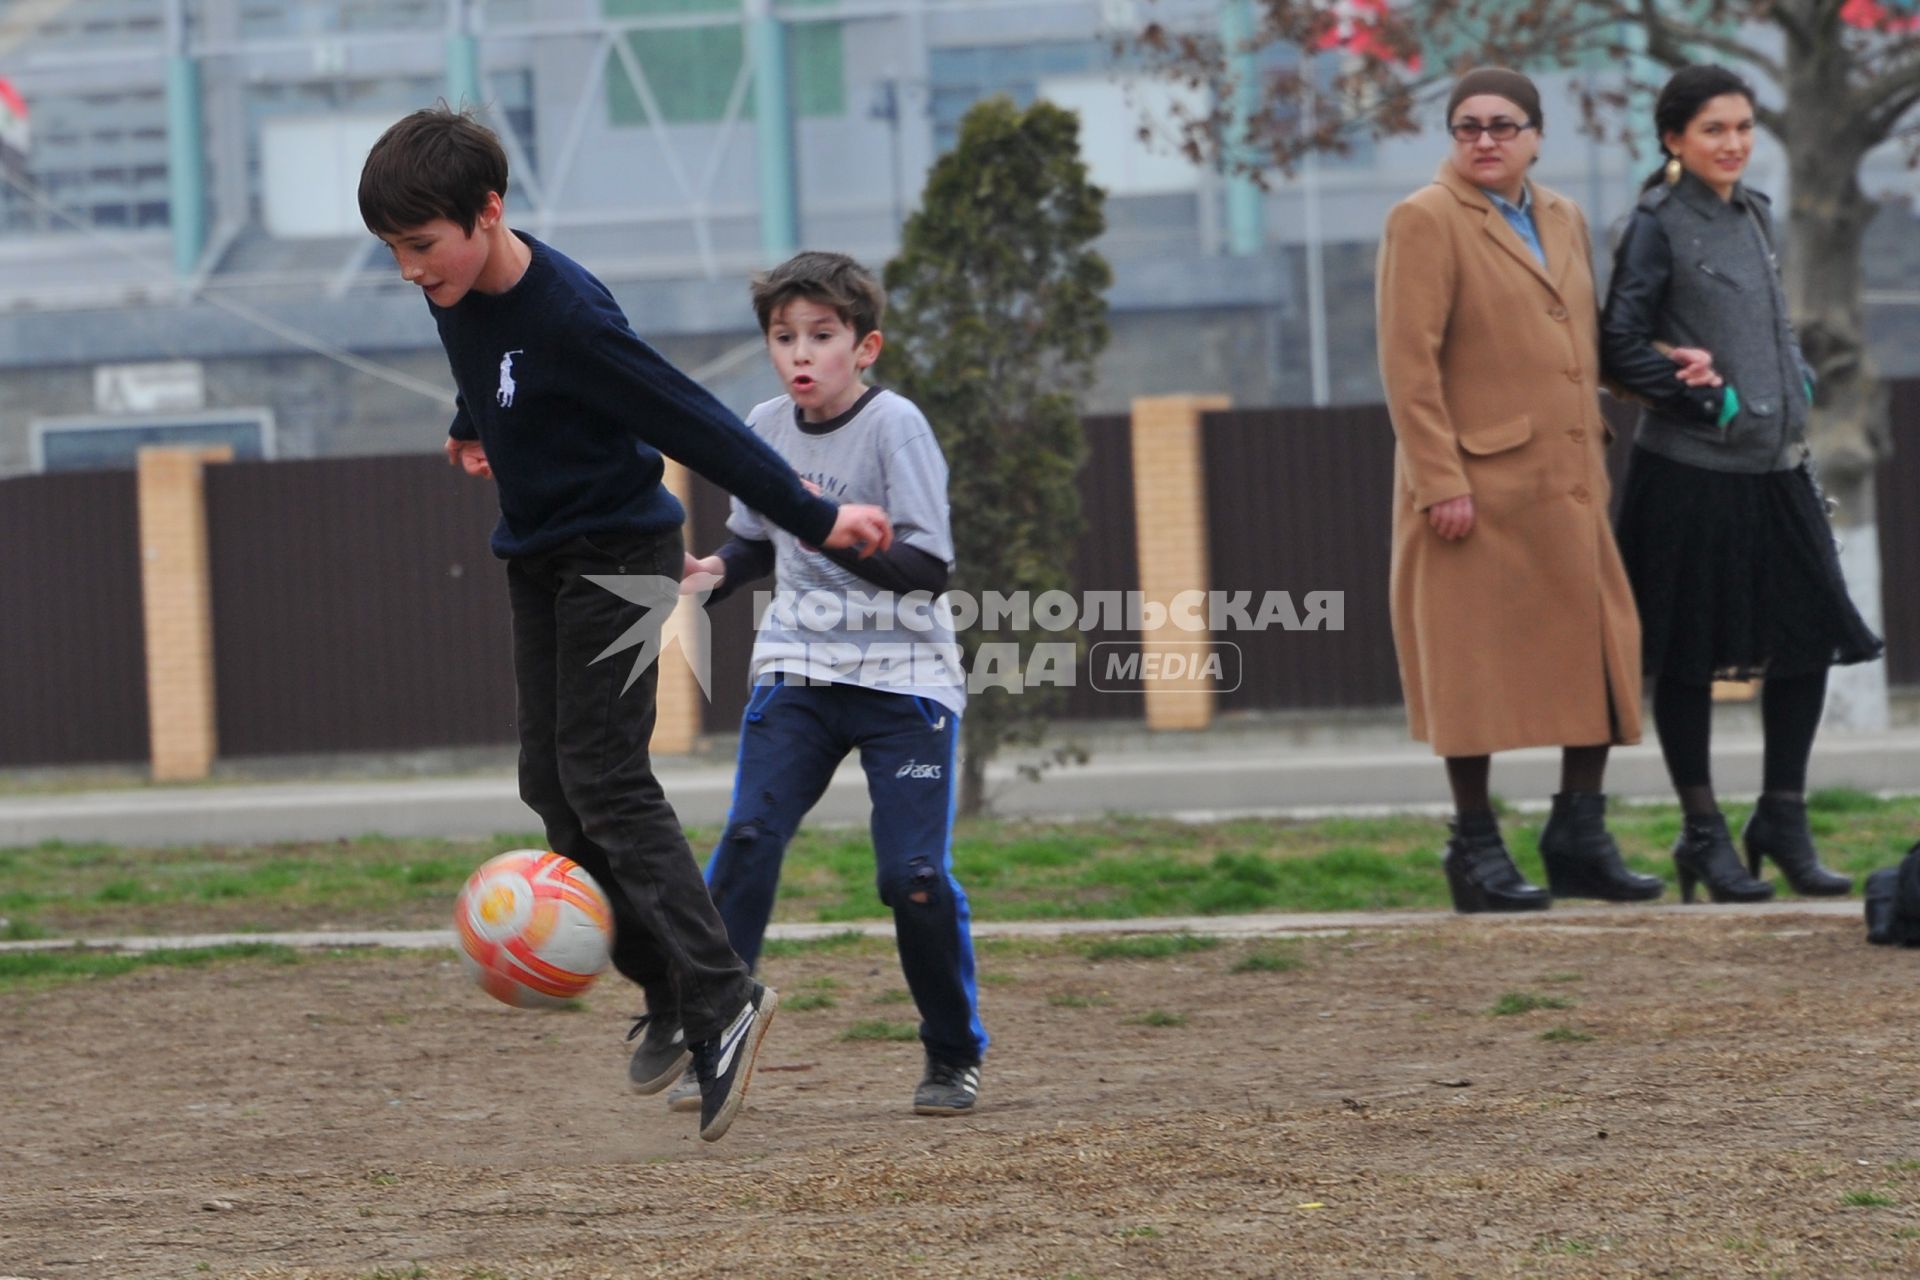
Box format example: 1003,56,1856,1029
0,469,148,766
1202,405,1403,712
692,412,1145,734
1881,384,1920,688
7,391,1920,771
204,456,516,756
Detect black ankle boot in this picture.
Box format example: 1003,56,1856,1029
1444,813,1551,914
1538,792,1664,902
1673,813,1774,905
1742,794,1852,896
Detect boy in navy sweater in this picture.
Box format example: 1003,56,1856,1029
357,107,893,1143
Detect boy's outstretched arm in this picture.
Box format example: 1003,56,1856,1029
573,314,892,553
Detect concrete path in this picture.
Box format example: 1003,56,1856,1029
4,728,1919,848
0,898,1866,955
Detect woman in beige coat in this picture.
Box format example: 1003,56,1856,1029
1376,68,1709,913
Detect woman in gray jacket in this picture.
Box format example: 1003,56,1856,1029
1601,64,1881,904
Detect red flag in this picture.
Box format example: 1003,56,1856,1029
1841,0,1920,31
1315,0,1422,70
0,77,28,160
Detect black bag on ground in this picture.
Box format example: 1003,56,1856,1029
1864,841,1920,947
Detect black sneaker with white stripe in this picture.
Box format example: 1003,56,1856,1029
624,1012,690,1096
913,1052,981,1116
690,982,778,1142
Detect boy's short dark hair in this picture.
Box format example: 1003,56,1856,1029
358,105,508,237
750,251,885,340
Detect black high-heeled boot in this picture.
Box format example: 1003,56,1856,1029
1444,812,1550,913
1673,813,1774,904
1742,794,1852,896
1538,792,1664,901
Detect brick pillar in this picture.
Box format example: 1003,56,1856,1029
1129,394,1228,731
137,445,232,781
652,458,703,755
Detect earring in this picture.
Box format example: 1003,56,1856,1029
1664,155,1682,185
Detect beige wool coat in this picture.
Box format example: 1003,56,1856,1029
1376,164,1643,758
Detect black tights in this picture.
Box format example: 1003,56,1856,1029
1652,669,1830,815
1444,745,1611,815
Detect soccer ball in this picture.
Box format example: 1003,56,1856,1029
454,850,614,1009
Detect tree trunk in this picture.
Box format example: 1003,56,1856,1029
959,716,988,817
1780,39,1891,731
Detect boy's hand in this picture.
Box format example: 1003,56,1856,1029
445,437,492,478
823,504,894,557
681,552,725,596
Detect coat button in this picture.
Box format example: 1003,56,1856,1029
1568,428,1587,443
1570,485,1590,503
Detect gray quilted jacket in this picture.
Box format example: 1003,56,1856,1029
1599,171,1813,473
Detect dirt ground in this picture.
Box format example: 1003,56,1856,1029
3,911,1918,1280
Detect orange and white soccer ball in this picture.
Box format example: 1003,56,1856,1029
454,850,614,1009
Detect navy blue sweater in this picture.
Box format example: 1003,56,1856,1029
431,233,839,558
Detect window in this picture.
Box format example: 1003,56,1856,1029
33,412,275,474
929,41,1104,154
602,0,845,126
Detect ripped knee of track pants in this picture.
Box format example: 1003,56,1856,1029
711,818,771,889
880,857,941,909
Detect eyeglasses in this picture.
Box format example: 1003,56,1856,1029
1449,120,1534,142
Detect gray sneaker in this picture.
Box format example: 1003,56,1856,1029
913,1053,981,1117
665,1065,702,1113
625,1013,691,1095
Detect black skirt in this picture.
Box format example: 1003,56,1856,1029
1614,447,1883,683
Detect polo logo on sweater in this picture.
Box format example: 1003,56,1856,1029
496,349,525,407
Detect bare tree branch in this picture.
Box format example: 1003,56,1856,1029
1859,52,1920,140
1635,0,1785,82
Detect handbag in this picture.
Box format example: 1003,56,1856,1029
1864,839,1920,947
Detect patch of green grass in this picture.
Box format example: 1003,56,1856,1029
1533,1237,1596,1256
840,1019,918,1042
2,917,48,941
1541,971,1583,984
869,988,912,1004
8,796,1920,940
1808,787,1882,813
1538,1026,1595,1043
1491,991,1575,1016
1082,932,1221,962
1231,943,1305,974
0,942,302,994
784,992,837,1012
1117,1224,1162,1238
1842,1190,1896,1208
759,929,873,959
1127,1009,1187,1028
1048,992,1112,1009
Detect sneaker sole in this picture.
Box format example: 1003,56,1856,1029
699,988,779,1143
628,1046,693,1096
912,1101,976,1117
666,1089,702,1114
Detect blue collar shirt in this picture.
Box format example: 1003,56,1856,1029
1485,184,1545,269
